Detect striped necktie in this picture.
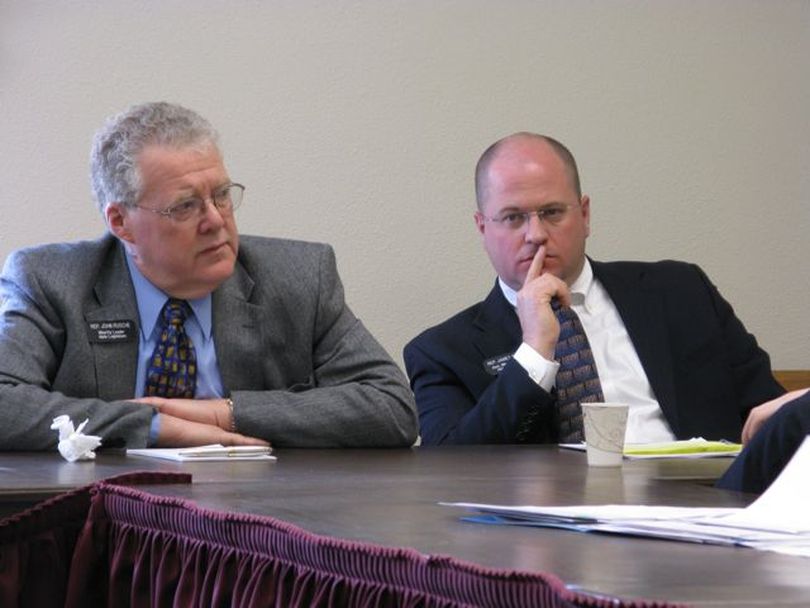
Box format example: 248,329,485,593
553,300,604,442
145,298,197,398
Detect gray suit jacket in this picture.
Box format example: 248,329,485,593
0,234,417,449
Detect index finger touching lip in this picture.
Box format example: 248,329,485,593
525,246,546,282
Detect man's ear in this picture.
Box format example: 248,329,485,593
105,203,135,243
580,195,591,237
474,211,486,236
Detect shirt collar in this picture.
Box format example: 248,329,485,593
498,258,594,309
568,258,594,309
124,253,214,340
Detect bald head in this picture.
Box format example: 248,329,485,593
475,132,581,210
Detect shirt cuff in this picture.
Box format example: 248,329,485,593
147,411,160,447
513,342,559,392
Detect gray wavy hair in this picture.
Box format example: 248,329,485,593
90,102,220,213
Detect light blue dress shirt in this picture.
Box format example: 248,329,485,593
125,254,225,443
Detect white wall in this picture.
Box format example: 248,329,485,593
1,1,808,368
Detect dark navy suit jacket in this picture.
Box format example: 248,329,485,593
717,391,810,494
404,259,784,445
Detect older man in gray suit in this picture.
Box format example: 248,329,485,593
0,102,417,450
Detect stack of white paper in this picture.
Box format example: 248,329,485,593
127,444,276,462
444,437,810,557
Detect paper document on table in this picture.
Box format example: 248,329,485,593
127,444,276,462
706,436,810,535
559,437,741,459
444,437,810,557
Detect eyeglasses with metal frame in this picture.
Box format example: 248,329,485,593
479,202,578,231
132,183,245,222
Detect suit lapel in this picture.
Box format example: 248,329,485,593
88,240,273,399
592,261,678,427
212,259,274,392
87,240,140,401
471,282,523,361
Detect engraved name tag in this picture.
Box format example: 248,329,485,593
87,320,136,343
483,353,512,375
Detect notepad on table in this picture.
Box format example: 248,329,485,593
560,438,741,459
127,444,276,462
624,438,741,458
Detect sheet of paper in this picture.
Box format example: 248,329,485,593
444,437,810,556
127,444,276,462
704,437,810,534
443,502,736,523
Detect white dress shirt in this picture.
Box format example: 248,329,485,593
503,259,676,444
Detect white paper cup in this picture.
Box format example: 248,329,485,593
581,402,629,467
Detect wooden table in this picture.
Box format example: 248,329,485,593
0,448,271,515
3,446,808,606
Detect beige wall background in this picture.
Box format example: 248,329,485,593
1,1,808,369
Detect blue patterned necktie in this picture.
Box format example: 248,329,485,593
145,298,197,398
553,300,604,442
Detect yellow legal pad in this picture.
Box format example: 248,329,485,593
623,438,742,458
